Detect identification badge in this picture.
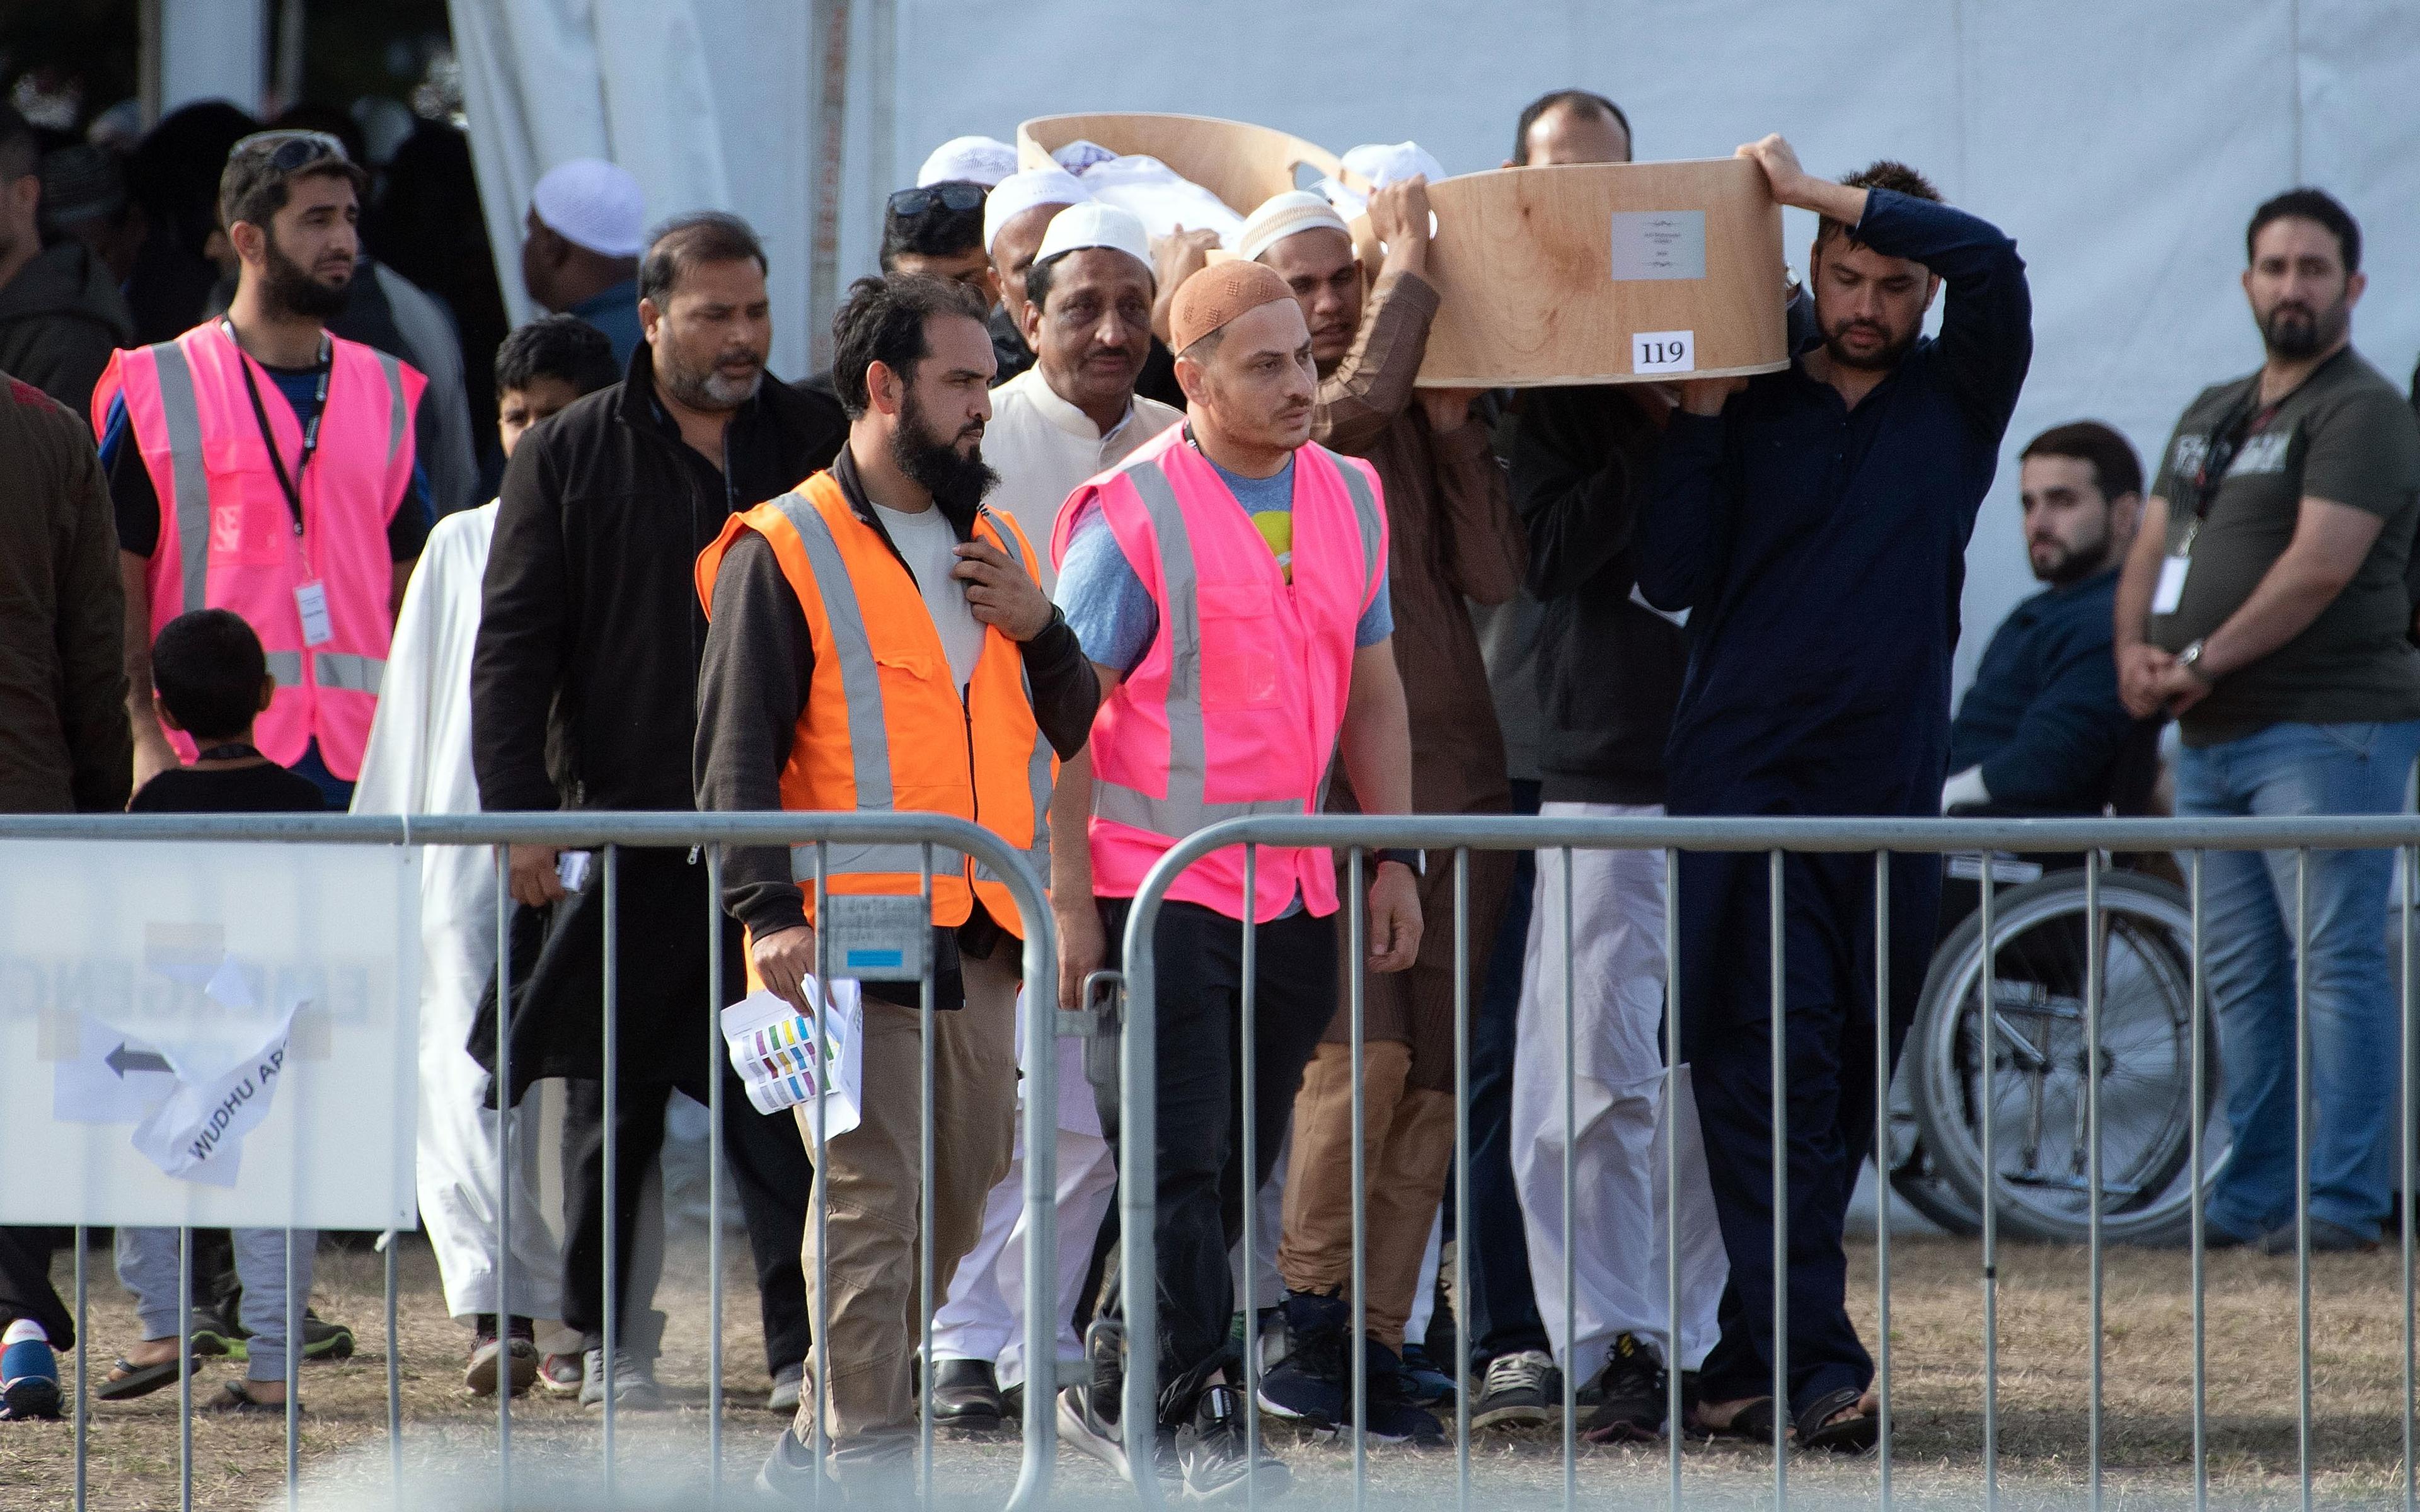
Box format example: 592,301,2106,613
295,580,334,646
2151,555,2190,616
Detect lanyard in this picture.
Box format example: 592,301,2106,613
2175,389,2284,559
224,320,332,539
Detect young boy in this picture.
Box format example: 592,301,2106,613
352,314,618,1397
102,609,328,1413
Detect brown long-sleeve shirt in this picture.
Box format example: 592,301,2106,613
1313,270,1526,816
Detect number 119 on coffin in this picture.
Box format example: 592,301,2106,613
1392,158,1792,388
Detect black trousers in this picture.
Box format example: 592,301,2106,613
1092,898,1336,1424
0,1226,72,1350
560,1060,815,1372
1676,848,1937,1414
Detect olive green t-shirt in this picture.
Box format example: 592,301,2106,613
2150,346,2420,746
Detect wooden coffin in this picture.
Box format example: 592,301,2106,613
1394,158,1791,387
1016,111,1350,219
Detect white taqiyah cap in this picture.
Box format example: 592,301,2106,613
916,135,1018,188
982,166,1092,256
1236,190,1352,264
1033,202,1156,283
529,158,645,260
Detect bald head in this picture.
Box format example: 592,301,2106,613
1513,91,1633,167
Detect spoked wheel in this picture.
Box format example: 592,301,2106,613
1886,1066,1981,1234
1909,868,2228,1246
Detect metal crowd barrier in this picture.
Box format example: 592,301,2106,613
0,810,1061,1512
10,810,2420,1511
1114,812,2420,1512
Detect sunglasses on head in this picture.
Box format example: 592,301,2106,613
234,130,352,174
888,182,986,219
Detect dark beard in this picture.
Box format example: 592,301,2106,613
263,235,351,321
2261,297,2349,361
1821,319,1916,373
892,391,998,510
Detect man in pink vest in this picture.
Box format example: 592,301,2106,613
1048,260,1421,1501
97,129,430,808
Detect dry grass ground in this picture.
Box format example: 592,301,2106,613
3,1229,2414,1510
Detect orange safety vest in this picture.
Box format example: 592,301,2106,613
696,469,1056,936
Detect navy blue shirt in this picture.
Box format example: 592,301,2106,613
1638,188,2032,817
1946,566,2140,812
568,277,643,370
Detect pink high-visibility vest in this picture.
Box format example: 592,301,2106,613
1052,425,1387,923
95,321,424,779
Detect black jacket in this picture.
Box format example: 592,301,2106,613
1512,384,1686,806
0,243,135,421
467,342,845,1099
473,340,847,814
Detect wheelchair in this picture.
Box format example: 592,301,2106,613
1885,726,2232,1246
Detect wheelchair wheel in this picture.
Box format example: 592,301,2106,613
1908,868,2227,1246
1886,1069,1982,1235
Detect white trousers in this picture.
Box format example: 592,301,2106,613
928,1037,1117,1387
417,917,565,1322
1512,803,1727,1384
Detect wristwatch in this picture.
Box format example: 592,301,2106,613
1376,847,1424,875
2177,638,2212,684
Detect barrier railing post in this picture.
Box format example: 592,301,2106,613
2189,849,2208,1512
811,841,831,1509
495,844,514,1506
2295,848,2313,1512
1119,861,1166,1506
601,842,620,1502
385,1227,401,1487
2085,851,2104,1512
1560,846,1577,1511
73,1223,88,1512
1240,844,1262,1512
2403,843,2416,1512
918,845,936,1509
1452,845,1473,1510
1874,850,1892,1510
1666,846,1683,1512
1768,847,1787,1504
178,1223,192,1512
1348,844,1369,1495
1979,857,1999,1512
706,844,727,1506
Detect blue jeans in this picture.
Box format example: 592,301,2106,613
2175,718,2420,1238
291,737,354,811
1466,779,1547,1363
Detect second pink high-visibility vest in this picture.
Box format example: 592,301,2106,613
94,321,424,779
1052,425,1387,923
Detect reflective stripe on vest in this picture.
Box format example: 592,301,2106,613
1091,452,1385,840
974,702,1052,888
149,342,213,617
768,490,918,884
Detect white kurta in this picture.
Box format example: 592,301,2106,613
979,366,1182,592
352,502,565,1322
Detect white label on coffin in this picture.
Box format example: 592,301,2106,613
1610,210,1707,280
1633,330,1696,375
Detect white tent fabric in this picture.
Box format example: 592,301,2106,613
446,0,817,379
454,0,2420,694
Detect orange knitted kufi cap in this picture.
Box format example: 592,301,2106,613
1170,261,1295,355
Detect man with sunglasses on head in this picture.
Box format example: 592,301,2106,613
97,129,435,808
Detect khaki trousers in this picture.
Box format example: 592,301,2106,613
1277,1038,1456,1349
792,944,1018,1475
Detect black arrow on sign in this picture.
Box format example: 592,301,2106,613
105,1043,172,1077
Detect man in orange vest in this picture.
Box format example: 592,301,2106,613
1048,261,1421,1501
98,129,431,809
694,273,1100,1496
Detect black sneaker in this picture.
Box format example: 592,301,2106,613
1471,1348,1560,1429
1177,1382,1290,1503
1254,1290,1346,1429
1579,1332,1667,1443
1057,1318,1179,1491
1360,1341,1444,1446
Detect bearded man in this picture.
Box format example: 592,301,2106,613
1635,135,2032,1450
471,211,846,1410
2114,188,2420,1255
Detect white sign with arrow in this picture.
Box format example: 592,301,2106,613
0,839,419,1230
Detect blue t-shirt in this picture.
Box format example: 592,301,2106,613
1056,454,1393,675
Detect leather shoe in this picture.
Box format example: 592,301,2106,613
928,1357,1004,1433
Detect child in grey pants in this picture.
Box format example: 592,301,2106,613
113,1228,314,1407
